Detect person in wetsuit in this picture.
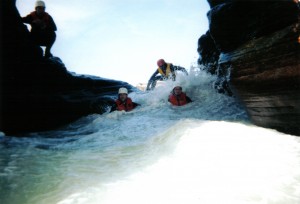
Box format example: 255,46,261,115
146,59,188,90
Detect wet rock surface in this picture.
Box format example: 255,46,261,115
198,0,300,135
1,0,134,135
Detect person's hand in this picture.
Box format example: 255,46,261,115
172,75,176,81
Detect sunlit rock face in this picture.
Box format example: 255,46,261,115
1,0,133,135
198,0,300,135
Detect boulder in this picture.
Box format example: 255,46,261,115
0,0,134,135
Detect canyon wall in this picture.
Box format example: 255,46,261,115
198,0,300,135
0,0,134,135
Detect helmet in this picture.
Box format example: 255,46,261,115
118,87,128,94
35,1,45,8
174,84,182,89
157,59,165,67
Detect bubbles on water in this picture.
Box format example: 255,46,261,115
56,120,300,204
0,67,256,204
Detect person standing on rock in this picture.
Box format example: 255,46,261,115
22,1,57,58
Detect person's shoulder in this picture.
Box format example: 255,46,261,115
127,97,136,103
22,13,34,22
169,63,175,70
45,12,54,18
23,12,34,18
173,64,182,68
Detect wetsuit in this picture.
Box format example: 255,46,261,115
146,63,188,90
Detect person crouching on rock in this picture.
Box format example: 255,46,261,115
22,1,57,58
146,59,188,91
168,85,192,106
110,88,140,112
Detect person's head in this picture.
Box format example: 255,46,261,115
118,87,128,101
172,85,183,96
35,1,46,15
157,59,166,68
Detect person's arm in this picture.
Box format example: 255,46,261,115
48,15,57,31
110,103,117,113
146,70,159,90
186,95,192,103
132,102,140,108
173,65,188,75
22,14,33,24
168,64,176,81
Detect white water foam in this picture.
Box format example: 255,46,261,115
58,120,300,204
1,69,299,204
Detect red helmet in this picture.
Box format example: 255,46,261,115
157,59,165,67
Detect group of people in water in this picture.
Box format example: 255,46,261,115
22,1,192,112
112,58,193,112
111,83,192,112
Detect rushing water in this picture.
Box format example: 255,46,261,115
1,71,300,204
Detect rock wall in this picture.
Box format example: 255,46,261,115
198,0,300,135
0,0,134,135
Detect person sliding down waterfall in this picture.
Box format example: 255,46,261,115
110,88,140,112
22,1,57,58
168,85,192,106
146,59,188,90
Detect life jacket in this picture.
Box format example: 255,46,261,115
115,98,135,111
30,11,51,27
158,63,172,77
168,92,188,106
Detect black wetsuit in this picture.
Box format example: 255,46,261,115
146,64,188,90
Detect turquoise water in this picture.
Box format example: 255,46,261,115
1,71,300,204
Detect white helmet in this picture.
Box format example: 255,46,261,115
118,87,128,94
35,1,45,8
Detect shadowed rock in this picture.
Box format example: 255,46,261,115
0,0,135,135
198,0,300,135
